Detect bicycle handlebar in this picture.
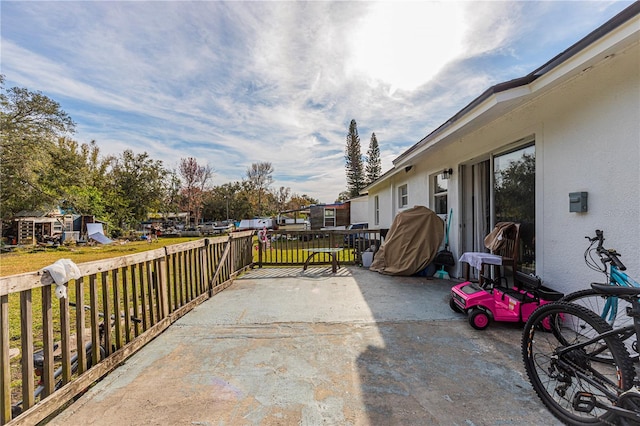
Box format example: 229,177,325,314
605,249,626,271
586,229,626,271
585,229,604,246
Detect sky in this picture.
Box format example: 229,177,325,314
1,1,634,203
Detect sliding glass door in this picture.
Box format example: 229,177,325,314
494,144,535,273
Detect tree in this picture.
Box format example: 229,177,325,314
336,191,350,202
179,157,213,226
219,181,244,221
161,170,182,218
288,194,318,211
284,193,318,223
0,76,75,138
344,119,364,198
235,181,257,220
201,182,242,222
274,186,291,214
246,162,274,216
107,150,168,229
38,138,108,217
365,132,381,186
0,76,76,218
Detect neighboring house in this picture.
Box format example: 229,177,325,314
12,210,96,244
348,195,369,225
309,203,350,230
364,4,639,295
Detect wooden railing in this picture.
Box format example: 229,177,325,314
254,229,385,268
0,231,254,425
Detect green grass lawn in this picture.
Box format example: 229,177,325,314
0,237,203,277
3,236,206,401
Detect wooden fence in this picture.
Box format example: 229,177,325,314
253,229,385,268
0,231,254,425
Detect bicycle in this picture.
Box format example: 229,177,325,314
522,290,640,423
11,303,141,417
560,230,640,356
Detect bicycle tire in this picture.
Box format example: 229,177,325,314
561,289,632,327
561,289,637,358
522,302,635,425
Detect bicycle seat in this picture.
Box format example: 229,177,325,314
32,350,45,369
32,343,60,368
591,283,640,296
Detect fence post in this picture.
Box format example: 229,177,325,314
202,239,211,293
230,235,235,276
1,295,10,424
198,244,205,295
41,288,54,397
158,256,169,319
20,290,34,408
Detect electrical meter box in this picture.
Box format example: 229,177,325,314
569,192,588,212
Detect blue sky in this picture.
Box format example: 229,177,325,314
1,1,633,203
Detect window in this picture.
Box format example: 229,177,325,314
398,184,408,208
374,195,380,225
494,144,535,273
433,174,448,214
323,208,336,227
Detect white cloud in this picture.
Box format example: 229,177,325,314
2,1,632,203
348,2,467,93
460,1,525,56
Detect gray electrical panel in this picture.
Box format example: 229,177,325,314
569,192,588,212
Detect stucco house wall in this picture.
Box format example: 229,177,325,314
348,195,369,225
365,7,639,295
536,41,638,293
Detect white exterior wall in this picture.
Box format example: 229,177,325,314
535,42,639,294
371,186,394,229
349,196,369,224
367,39,639,295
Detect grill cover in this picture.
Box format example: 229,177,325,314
369,206,444,276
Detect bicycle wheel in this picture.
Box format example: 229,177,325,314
522,302,635,425
561,289,637,358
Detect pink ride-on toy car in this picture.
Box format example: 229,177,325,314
449,272,564,330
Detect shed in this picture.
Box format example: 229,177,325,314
309,203,350,230
14,211,60,245
12,211,97,245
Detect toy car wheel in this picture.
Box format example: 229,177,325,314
468,308,490,330
449,297,463,313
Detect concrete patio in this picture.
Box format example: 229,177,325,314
50,266,560,425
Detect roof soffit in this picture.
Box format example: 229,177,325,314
393,87,532,168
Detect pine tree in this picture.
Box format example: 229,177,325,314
344,119,364,198
365,132,381,186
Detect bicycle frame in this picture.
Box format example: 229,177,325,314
599,266,640,323
610,266,640,289
523,230,640,424
555,295,640,421
583,230,640,325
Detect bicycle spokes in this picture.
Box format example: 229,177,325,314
523,302,634,424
